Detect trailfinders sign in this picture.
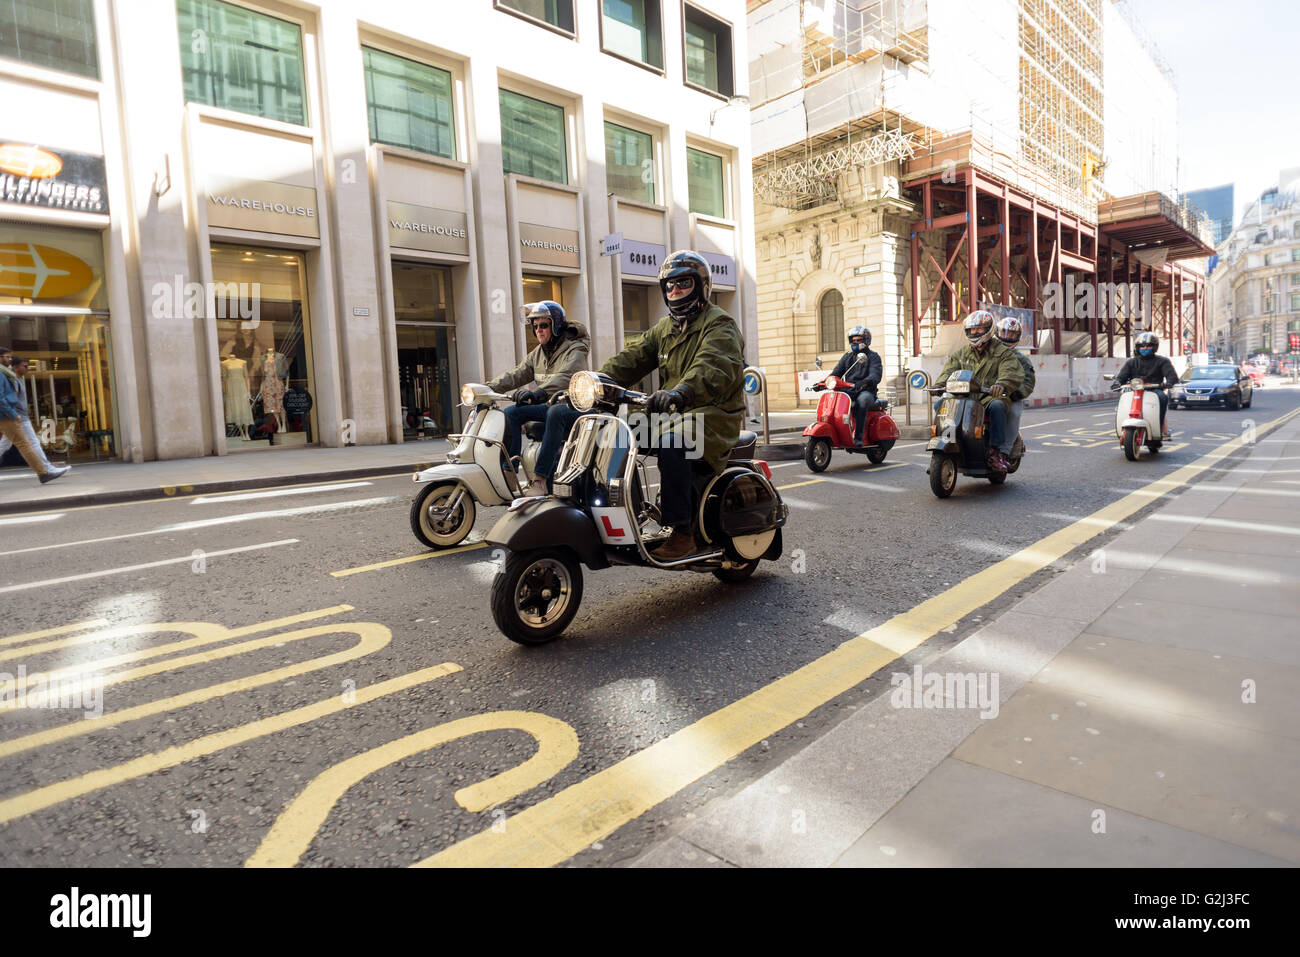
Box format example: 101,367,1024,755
0,142,108,214
387,202,469,256
519,222,580,269
206,179,319,239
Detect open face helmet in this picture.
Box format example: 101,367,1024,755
847,325,871,352
1136,331,1158,357
658,250,711,323
963,310,996,350
523,300,566,339
994,315,1022,346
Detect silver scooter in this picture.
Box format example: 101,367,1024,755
409,384,543,548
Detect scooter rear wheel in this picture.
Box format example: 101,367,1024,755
865,439,894,464
491,548,583,645
805,438,831,472
929,452,957,498
410,482,476,549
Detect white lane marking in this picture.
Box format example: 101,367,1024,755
1149,514,1300,537
1092,412,1112,418
810,476,907,493
1020,419,1069,429
0,513,65,526
190,482,372,504
767,461,802,469
1184,485,1300,499
0,540,298,594
0,497,397,557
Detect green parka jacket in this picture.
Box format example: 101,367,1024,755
1011,350,1036,400
488,322,590,399
936,339,1025,408
599,303,745,474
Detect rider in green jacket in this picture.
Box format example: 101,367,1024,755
935,310,1024,470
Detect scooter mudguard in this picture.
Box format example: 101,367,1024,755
926,435,955,454
485,499,611,570
868,413,900,442
762,527,783,561
411,461,503,506
803,421,836,439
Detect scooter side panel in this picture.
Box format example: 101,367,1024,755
485,499,611,570
868,412,900,442
411,462,504,506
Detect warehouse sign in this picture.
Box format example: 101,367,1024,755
206,178,319,238
519,223,580,269
0,142,108,214
387,202,469,256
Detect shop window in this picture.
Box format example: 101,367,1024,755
818,289,843,353
0,0,98,78
495,0,574,35
500,89,567,185
0,222,108,311
521,274,563,351
605,121,655,204
686,146,725,218
683,4,733,97
601,0,662,70
176,0,307,127
363,47,455,159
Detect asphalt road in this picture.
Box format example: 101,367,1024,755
2,382,1297,867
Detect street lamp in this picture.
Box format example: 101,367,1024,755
709,95,750,129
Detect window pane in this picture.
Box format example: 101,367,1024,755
605,122,654,203
497,0,574,33
602,0,660,68
0,0,97,77
819,289,843,352
176,0,306,126
363,47,454,159
500,89,567,185
687,147,724,217
685,17,718,91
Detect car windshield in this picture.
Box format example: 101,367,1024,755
1184,367,1236,381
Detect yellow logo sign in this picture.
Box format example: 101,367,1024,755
0,144,63,179
0,243,93,299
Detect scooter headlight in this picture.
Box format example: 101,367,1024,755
947,380,971,394
569,371,602,412
461,384,478,406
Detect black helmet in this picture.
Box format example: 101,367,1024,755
658,250,711,323
1136,331,1158,355
848,325,871,351
523,300,566,339
963,310,995,348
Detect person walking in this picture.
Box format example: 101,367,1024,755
0,348,70,483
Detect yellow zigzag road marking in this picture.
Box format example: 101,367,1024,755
0,618,109,649
0,663,462,825
248,711,579,868
420,405,1300,867
0,623,391,747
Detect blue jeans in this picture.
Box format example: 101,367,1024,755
501,402,549,461
851,390,877,443
536,403,584,480
986,399,1009,453
1004,399,1024,451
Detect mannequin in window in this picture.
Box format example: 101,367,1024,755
260,349,287,433
221,356,254,430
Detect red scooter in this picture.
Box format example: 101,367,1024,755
803,369,900,472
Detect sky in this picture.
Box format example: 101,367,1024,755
1122,0,1300,224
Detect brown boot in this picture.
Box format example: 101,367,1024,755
653,528,699,561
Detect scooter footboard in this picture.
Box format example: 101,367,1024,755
486,500,610,570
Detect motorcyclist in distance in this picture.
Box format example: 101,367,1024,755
993,315,1035,449
934,310,1024,472
817,325,882,446
1111,331,1178,439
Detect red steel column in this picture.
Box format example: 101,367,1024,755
911,229,921,356
967,172,978,317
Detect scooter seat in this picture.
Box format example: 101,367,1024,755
871,399,890,412
521,421,547,442
728,430,758,461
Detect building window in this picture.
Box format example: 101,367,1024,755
176,0,307,126
1262,321,1272,349
1263,294,1274,314
500,89,567,185
1292,292,1300,312
604,121,654,203
601,0,662,70
363,47,454,159
818,289,844,353
494,0,574,35
0,0,98,78
683,4,733,97
1292,273,1300,287
686,146,725,217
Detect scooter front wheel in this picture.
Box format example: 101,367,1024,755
410,482,476,548
929,452,957,498
1122,426,1144,461
805,437,831,472
491,548,583,645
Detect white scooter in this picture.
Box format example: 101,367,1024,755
1105,374,1165,461
409,384,543,548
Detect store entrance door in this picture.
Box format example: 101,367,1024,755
397,322,457,438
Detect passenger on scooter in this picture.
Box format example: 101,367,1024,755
994,315,1035,447
1110,331,1177,439
488,301,590,495
598,250,746,562
820,325,883,446
934,310,1024,472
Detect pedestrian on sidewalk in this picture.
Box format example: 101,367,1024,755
0,348,70,484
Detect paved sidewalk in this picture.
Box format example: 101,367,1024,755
634,412,1300,867
0,413,818,514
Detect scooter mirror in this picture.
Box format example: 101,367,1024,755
814,357,823,370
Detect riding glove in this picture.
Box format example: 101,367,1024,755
512,387,544,405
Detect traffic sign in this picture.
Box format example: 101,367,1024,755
744,371,762,395
908,370,931,390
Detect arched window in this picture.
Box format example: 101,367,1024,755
818,289,844,353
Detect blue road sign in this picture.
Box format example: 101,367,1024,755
908,370,930,389
744,372,761,395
